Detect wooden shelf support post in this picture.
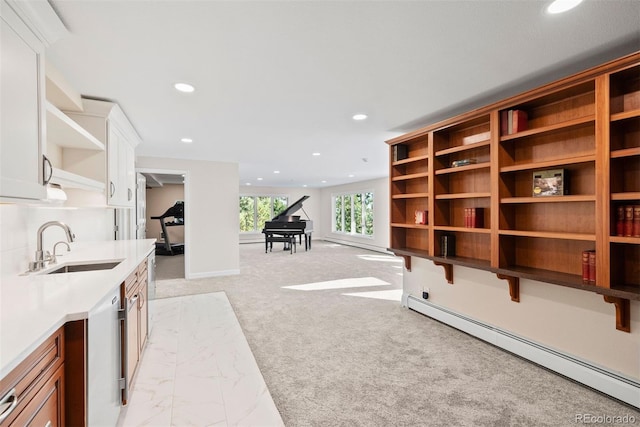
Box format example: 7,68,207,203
433,261,453,284
401,255,411,272
603,296,631,333
497,274,520,302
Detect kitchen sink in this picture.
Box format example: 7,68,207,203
45,261,122,274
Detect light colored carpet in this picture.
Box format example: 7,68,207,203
155,241,639,426
155,253,184,280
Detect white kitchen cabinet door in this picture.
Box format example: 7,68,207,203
0,4,46,200
107,122,136,207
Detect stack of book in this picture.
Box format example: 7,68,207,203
616,205,640,237
582,250,596,284
501,109,528,135
464,208,484,228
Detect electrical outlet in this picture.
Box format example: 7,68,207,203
422,287,430,300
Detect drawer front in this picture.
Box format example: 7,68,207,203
137,258,148,277
0,328,64,426
9,364,64,427
124,269,138,295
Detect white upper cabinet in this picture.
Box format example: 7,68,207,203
66,99,142,208
0,0,66,201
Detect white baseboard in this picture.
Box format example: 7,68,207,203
187,269,240,280
406,294,640,409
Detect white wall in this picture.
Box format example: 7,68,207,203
0,204,114,277
403,257,640,381
239,186,321,244
319,177,389,253
136,156,239,278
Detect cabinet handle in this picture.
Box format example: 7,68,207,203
44,421,52,427
128,188,132,201
0,388,18,422
42,155,53,185
128,295,138,311
110,181,116,198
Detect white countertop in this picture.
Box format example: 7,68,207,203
0,239,155,378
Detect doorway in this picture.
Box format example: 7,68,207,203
137,169,188,280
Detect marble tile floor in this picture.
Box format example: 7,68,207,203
116,292,284,427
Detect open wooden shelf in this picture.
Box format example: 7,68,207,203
500,115,595,142
392,154,429,166
499,155,595,173
435,162,490,175
387,53,640,332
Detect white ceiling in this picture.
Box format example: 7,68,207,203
46,0,639,188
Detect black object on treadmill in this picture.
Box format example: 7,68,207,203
151,201,185,255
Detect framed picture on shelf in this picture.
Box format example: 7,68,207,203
532,169,568,197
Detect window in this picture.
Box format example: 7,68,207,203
332,192,373,236
239,195,288,232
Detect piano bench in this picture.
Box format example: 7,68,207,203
265,235,297,254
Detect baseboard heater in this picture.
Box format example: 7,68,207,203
406,294,640,409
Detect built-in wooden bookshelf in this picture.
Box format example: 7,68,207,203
387,52,640,332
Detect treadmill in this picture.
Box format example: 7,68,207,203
151,201,184,256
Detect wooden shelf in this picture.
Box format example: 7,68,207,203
435,192,491,200
611,109,640,121
610,147,640,158
392,154,429,166
392,193,429,199
498,229,596,241
435,162,490,175
390,223,429,230
386,53,640,332
433,226,491,234
435,140,490,157
500,154,595,173
391,172,429,181
611,192,640,201
609,236,640,244
500,115,595,142
501,195,595,204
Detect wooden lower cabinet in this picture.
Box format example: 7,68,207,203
9,365,64,427
0,328,64,426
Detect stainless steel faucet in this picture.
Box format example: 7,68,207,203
29,221,75,272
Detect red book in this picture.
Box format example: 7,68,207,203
581,250,590,282
588,250,596,283
624,206,633,237
633,205,640,237
512,110,528,133
472,208,484,228
616,205,625,236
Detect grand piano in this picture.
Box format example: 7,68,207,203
262,195,313,254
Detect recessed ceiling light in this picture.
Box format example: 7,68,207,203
257,177,263,181
303,184,308,188
174,82,195,93
245,182,251,186
352,113,368,121
273,170,280,174
348,174,355,178
180,138,193,143
312,152,321,156
547,0,583,14
321,180,327,183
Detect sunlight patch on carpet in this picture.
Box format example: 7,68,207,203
342,289,403,302
282,277,390,291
